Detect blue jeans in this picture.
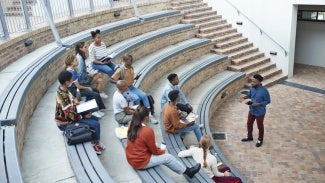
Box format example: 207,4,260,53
58,117,101,141
92,61,117,77
122,89,140,106
177,124,202,142
143,154,186,174
128,86,150,108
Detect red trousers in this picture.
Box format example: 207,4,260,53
212,167,242,183
247,111,265,141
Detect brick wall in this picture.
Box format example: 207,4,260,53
181,58,231,97
138,42,214,92
0,1,169,70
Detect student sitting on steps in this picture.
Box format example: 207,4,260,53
126,106,201,179
110,54,157,124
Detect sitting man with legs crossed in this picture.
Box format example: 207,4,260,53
113,80,136,125
163,90,202,142
110,54,157,124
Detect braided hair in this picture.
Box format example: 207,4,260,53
200,135,211,168
127,106,149,142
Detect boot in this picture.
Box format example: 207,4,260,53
184,164,201,178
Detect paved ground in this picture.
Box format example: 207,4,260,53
211,64,325,183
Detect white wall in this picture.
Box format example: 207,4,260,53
204,0,325,77
295,21,325,67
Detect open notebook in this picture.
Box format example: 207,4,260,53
76,99,98,115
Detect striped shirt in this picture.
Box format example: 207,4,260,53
88,42,108,63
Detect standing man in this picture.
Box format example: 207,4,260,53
161,73,193,114
240,74,270,147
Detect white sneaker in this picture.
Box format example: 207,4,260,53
97,111,105,117
100,92,108,99
199,124,204,128
92,112,102,118
149,114,158,124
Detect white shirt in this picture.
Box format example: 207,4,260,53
178,146,225,177
113,90,128,114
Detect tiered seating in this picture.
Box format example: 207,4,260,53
0,126,23,183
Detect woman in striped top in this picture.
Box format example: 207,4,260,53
88,29,118,77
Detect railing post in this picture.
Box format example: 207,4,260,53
89,0,94,13
21,0,32,30
40,0,62,47
108,0,114,8
67,0,74,18
0,0,10,39
44,0,54,20
130,0,140,17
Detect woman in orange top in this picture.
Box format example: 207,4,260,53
125,106,201,178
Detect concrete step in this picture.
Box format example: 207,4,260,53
244,61,275,75
198,27,237,39
171,0,203,6
259,67,283,80
231,51,264,65
182,6,212,15
184,10,217,19
196,19,227,29
212,32,242,44
172,2,207,11
215,37,248,49
226,47,259,59
245,73,287,88
212,42,253,55
228,56,271,72
200,23,232,34
181,14,222,24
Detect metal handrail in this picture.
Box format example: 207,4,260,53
224,0,288,56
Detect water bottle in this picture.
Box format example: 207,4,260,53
126,92,130,106
76,88,82,102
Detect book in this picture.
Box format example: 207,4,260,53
76,99,99,115
98,55,112,62
186,112,198,122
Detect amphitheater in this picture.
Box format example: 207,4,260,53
0,0,324,183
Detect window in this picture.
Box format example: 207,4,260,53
298,10,325,22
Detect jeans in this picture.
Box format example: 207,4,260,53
92,61,117,77
143,154,186,174
58,117,101,141
128,86,150,108
122,89,140,106
80,88,106,110
177,124,202,142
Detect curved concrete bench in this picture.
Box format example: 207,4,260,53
61,10,182,49
196,72,247,183
139,10,181,21
0,126,23,183
134,38,213,90
157,54,232,183
0,47,66,126
108,23,196,62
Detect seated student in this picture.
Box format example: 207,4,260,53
113,80,135,125
110,54,157,124
178,135,242,183
162,90,202,142
161,73,193,114
125,106,201,178
55,71,105,155
88,29,118,77
65,55,106,118
75,41,108,99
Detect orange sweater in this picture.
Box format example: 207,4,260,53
126,125,164,169
162,103,187,134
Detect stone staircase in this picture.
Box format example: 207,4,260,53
171,0,287,88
